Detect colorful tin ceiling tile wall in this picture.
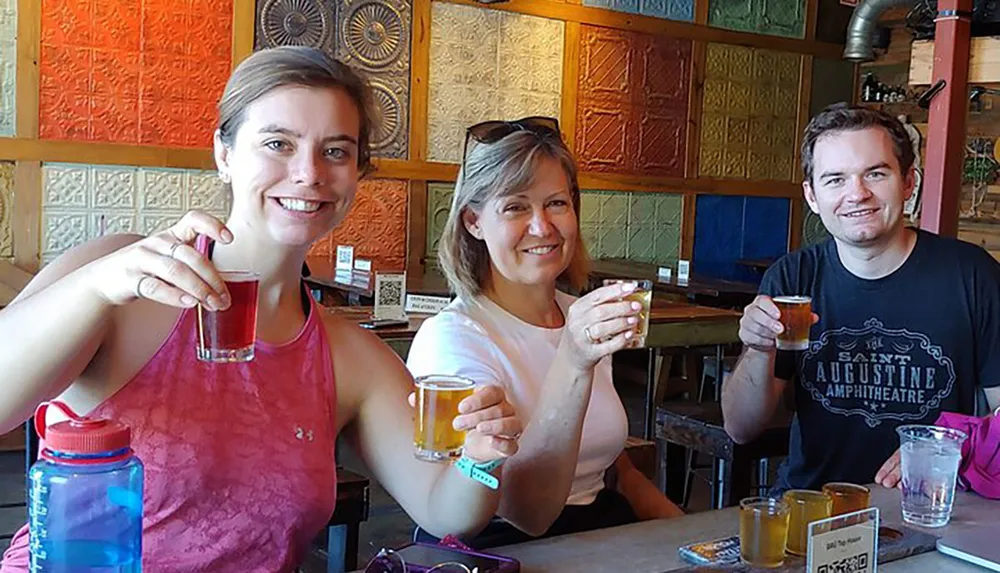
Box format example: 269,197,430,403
38,0,233,147
255,0,412,159
41,163,230,264
576,26,691,177
699,43,800,181
0,162,12,258
708,0,805,39
693,194,789,281
582,0,694,22
427,3,564,163
580,190,682,265
0,0,15,136
425,182,454,267
308,179,408,271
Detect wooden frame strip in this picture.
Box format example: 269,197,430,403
15,0,40,138
694,0,710,25
406,180,428,276
681,192,697,260
560,22,581,152
12,161,40,272
685,41,706,179
441,0,844,59
408,0,431,162
231,0,256,68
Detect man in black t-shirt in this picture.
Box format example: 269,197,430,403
721,105,1000,493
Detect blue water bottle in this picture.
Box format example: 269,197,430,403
28,401,143,572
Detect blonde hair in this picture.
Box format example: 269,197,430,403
216,46,376,176
438,130,590,300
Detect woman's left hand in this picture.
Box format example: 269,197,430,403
454,385,521,462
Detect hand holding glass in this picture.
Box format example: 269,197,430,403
196,271,259,362
774,295,811,351
602,279,652,348
413,375,476,462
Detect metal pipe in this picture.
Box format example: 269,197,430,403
844,0,917,61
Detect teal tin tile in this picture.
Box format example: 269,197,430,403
654,226,681,265
599,191,629,226
580,191,602,226
655,193,683,227
425,182,455,259
600,225,628,258
627,224,657,263
629,194,657,227
709,0,804,39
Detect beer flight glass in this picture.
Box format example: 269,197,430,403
196,271,260,363
413,375,476,462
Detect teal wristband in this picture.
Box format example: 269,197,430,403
455,456,503,490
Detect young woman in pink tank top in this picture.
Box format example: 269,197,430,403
0,47,521,573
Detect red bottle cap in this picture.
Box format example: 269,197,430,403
34,401,131,455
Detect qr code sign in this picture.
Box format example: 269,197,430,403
818,554,868,573
379,279,403,306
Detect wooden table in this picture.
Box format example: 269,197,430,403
305,257,451,306
324,305,428,359
492,486,996,573
639,301,743,440
590,259,758,308
655,401,791,509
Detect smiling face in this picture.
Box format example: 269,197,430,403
804,127,915,248
462,156,578,291
214,84,361,247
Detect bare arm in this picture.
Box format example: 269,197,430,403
0,212,231,433
495,284,643,536
338,324,520,538
612,453,684,520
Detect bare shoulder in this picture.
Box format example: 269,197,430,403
318,308,413,423
15,234,144,304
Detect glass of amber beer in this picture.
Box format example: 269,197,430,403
783,490,832,556
739,497,790,568
603,279,653,348
197,271,259,363
413,375,477,462
773,295,812,351
822,482,871,516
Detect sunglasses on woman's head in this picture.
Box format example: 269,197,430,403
461,116,561,166
465,116,561,144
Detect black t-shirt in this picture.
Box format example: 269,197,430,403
760,230,1000,492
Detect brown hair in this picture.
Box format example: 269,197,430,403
216,46,376,176
801,103,915,185
438,130,590,300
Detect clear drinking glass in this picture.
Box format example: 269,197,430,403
783,489,832,556
413,375,476,462
739,497,790,568
897,424,967,528
773,295,812,351
196,271,259,363
602,279,653,348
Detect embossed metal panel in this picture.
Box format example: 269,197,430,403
578,26,690,177
0,162,12,258
255,0,412,158
583,0,694,21
0,0,14,137
425,182,455,266
699,43,800,182
581,190,681,265
709,0,805,39
39,0,233,147
427,3,563,163
309,178,408,271
41,163,230,264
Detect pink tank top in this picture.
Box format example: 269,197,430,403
2,279,338,572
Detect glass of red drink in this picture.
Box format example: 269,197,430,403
196,271,259,363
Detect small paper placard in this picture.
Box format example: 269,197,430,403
677,259,691,281
374,272,407,320
354,258,372,272
336,245,354,271
405,294,451,314
807,508,878,573
334,269,354,285
657,266,672,282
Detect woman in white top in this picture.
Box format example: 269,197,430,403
406,117,682,548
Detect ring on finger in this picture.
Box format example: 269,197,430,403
168,241,184,259
135,275,153,299
584,326,597,343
